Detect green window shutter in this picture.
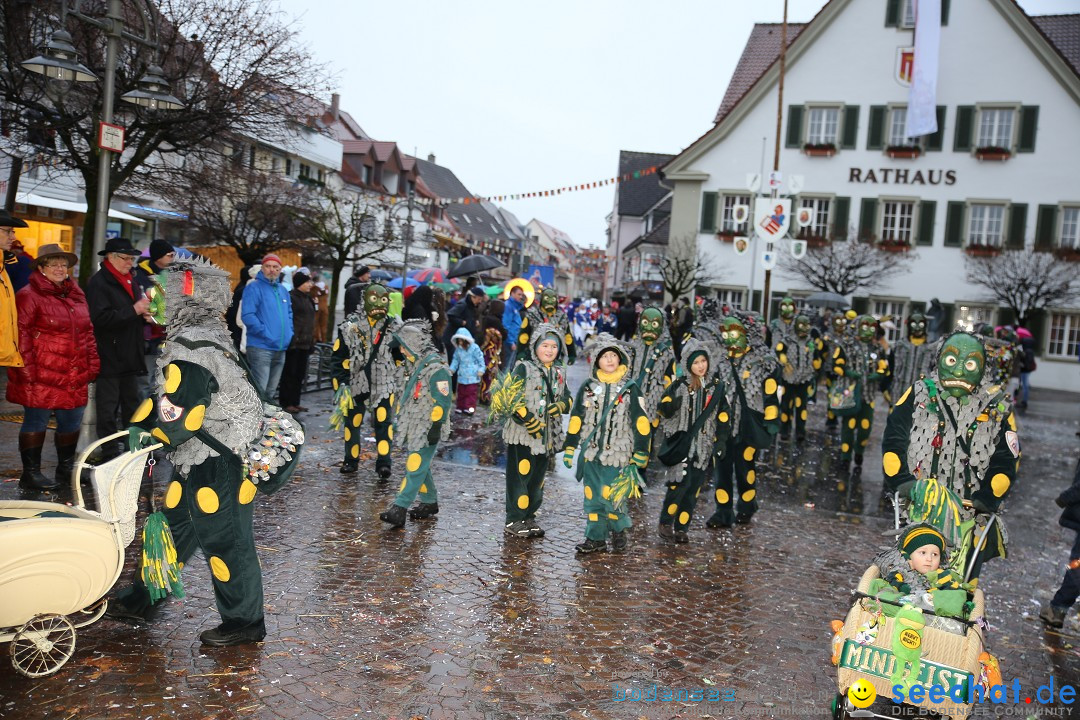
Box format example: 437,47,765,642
954,106,974,151
852,297,869,315
700,191,718,233
859,198,878,241
941,0,951,25
941,303,955,334
1006,204,1027,249
752,290,762,313
1035,204,1058,250
832,196,851,241
1018,106,1039,153
917,200,936,246
926,106,947,151
885,0,901,27
841,105,860,150
867,106,887,150
997,308,1016,327
943,201,965,246
786,105,805,148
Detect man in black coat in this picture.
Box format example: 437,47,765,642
1041,455,1080,628
86,238,150,458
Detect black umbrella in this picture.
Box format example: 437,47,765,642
804,291,849,309
448,254,504,278
370,269,395,282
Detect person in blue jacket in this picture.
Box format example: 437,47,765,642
502,283,527,369
241,253,293,398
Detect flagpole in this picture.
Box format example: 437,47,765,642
763,0,788,326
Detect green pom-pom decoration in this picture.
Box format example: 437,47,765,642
140,511,185,603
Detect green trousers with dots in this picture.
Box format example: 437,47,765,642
342,394,393,474
393,443,438,508
582,462,631,541
839,400,875,462
779,382,811,437
659,462,710,531
505,443,546,523
708,439,758,526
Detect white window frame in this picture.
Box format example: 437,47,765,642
872,299,908,345
1047,312,1080,359
799,195,833,238
954,303,996,333
975,105,1018,151
720,193,751,234
966,203,1007,247
1059,206,1080,250
887,106,921,148
879,198,918,245
805,105,842,146
715,287,745,311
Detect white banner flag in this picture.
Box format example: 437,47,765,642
907,0,941,137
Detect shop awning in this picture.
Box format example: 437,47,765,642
16,192,146,224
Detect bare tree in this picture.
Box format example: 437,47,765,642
965,249,1080,327
294,185,397,338
179,160,309,265
1,0,330,281
659,233,722,301
778,240,914,296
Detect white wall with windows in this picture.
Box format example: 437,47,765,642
664,0,1080,390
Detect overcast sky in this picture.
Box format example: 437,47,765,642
272,0,1079,250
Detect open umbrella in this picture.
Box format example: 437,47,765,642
804,291,849,309
386,276,419,289
481,284,503,298
448,254,505,278
408,267,450,284
370,269,395,282
1015,326,1033,339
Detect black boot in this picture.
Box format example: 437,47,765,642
610,530,629,554
706,507,735,528
376,465,392,481
199,618,266,647
658,523,676,543
19,432,58,490
54,431,81,487
340,458,358,474
409,502,439,520
379,504,407,528
575,538,607,555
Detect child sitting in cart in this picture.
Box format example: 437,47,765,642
871,524,973,623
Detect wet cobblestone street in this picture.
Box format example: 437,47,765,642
0,363,1077,719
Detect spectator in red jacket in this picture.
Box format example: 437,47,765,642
6,244,101,490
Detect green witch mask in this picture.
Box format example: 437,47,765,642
795,315,811,338
908,312,927,340
937,333,985,397
540,288,557,314
779,297,796,320
856,315,877,343
638,307,664,344
364,283,389,320
831,314,847,335
721,317,748,355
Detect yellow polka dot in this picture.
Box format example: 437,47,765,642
209,556,231,582
519,333,528,345
431,406,444,422
1007,413,1016,431
518,458,531,475
601,485,612,499
517,494,530,510
344,428,351,441
795,397,802,408
719,411,729,423
883,451,901,476
352,412,363,427
399,478,408,492
779,353,788,365
764,405,778,420
781,413,789,423
742,446,755,462
238,480,257,504
389,393,395,406
842,443,850,452
342,359,350,370
164,481,182,509
588,513,599,522
746,470,756,485
407,452,423,472
387,426,394,440
516,406,528,417
131,397,153,423
715,489,730,504
151,427,170,445
847,419,856,429
568,416,582,435
376,407,388,422
521,318,529,329
860,418,870,430
196,487,219,514
991,473,1011,497
678,511,690,525
377,440,389,455
636,416,651,436
333,338,340,351
584,486,594,499
800,410,807,420
332,377,339,391
764,378,778,395
896,386,912,406
607,513,619,520
742,370,750,379
742,489,756,502
667,503,678,515
419,484,428,494
164,364,182,393
350,445,360,458
652,417,660,427
565,334,573,345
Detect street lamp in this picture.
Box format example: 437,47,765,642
21,0,183,274
387,188,418,288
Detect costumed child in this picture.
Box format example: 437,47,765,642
831,314,889,472
448,326,485,415
108,257,304,646
492,323,571,538
378,320,453,527
479,325,503,405
562,334,650,554
629,305,677,490
872,524,969,615
774,313,819,442
656,338,730,544
519,287,577,365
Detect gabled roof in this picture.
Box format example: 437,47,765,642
415,158,513,246
415,158,471,200
715,23,805,125
529,218,575,248
1031,14,1080,76
615,150,675,217
625,216,670,253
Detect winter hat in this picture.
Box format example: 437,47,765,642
149,239,174,263
292,271,310,288
355,265,371,278
468,286,486,299
900,525,946,558
261,253,282,266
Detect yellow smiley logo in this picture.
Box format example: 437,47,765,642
847,678,877,709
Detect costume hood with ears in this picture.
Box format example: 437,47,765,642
586,333,630,381
391,319,438,365
530,321,568,365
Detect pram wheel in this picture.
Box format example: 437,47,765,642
10,613,76,677
831,693,854,720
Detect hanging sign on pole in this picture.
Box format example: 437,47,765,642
754,198,791,242
733,236,750,255
790,239,808,259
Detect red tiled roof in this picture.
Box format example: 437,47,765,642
715,22,805,125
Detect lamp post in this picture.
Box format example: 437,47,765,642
390,188,417,289
21,0,183,280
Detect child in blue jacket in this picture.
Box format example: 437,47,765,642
449,327,485,414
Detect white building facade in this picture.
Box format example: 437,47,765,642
662,0,1080,391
